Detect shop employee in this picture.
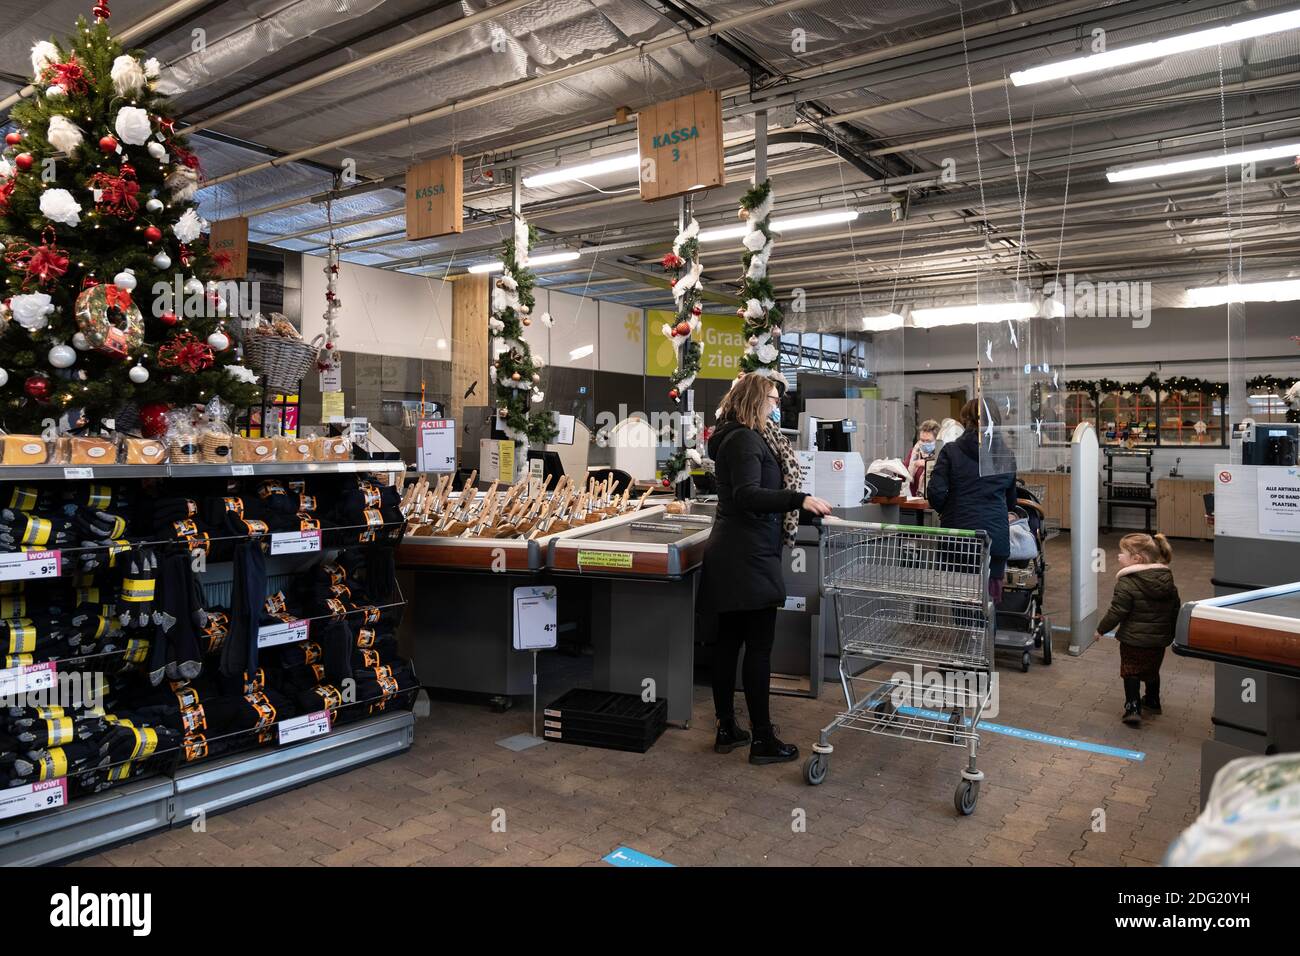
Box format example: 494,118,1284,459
699,374,832,765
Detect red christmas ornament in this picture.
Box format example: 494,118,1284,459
159,310,179,327
98,135,118,154
660,253,684,271
140,402,170,439
93,0,111,22
24,375,51,400
668,388,679,399
691,305,702,316
675,321,691,336
661,478,671,488
14,153,33,172
143,225,163,243
4,132,20,146
0,179,14,216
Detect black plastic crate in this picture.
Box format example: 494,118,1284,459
542,689,667,753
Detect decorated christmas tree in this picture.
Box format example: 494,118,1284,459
0,4,260,436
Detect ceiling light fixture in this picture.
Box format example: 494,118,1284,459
698,209,860,243
1010,9,1300,86
911,302,1038,328
1185,278,1300,307
1106,140,1300,183
522,153,640,189
467,250,581,274
861,312,905,332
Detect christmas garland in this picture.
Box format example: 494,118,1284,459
1064,373,1234,399
489,216,557,447
735,180,783,381
661,218,704,403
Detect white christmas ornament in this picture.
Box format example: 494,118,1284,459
47,344,76,369
129,363,149,384
146,141,167,163
72,333,90,351
46,116,84,154
39,188,81,227
0,157,13,180
207,331,229,352
152,251,171,270
113,106,152,146
110,56,146,97
0,368,8,388
172,208,206,244
45,85,65,99
145,197,164,213
114,268,137,292
31,41,59,80
143,58,162,79
12,293,55,331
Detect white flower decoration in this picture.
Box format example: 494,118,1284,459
531,390,544,404
114,106,152,146
143,57,162,79
756,343,779,364
661,323,674,339
742,229,767,253
110,56,146,97
11,292,55,331
39,188,81,226
0,157,15,180
172,208,206,244
31,41,58,80
46,115,83,154
540,312,553,328
224,363,258,384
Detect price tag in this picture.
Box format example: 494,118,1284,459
269,530,322,556
513,586,557,650
257,618,309,649
781,595,808,612
277,709,332,745
529,458,545,480
63,467,94,480
417,419,456,473
0,550,61,582
0,779,67,820
231,465,254,476
0,661,56,697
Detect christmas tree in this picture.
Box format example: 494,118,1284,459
489,217,557,446
0,3,260,436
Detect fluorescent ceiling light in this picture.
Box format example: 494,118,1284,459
1107,140,1300,183
467,251,581,274
569,344,594,360
911,302,1038,328
522,153,640,188
861,312,904,332
436,338,448,349
1186,278,1300,307
1010,9,1300,86
699,209,860,243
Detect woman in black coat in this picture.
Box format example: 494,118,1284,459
698,374,831,764
926,399,1019,599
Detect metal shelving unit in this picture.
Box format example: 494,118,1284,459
1102,447,1155,532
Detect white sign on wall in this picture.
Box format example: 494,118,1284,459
1257,467,1300,537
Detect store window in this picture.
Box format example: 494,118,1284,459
1159,387,1226,446
1099,387,1159,447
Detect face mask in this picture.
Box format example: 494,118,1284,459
920,441,936,454
768,406,781,425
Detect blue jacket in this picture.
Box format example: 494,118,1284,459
927,428,1018,558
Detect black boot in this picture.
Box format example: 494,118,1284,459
749,723,798,765
1122,700,1142,726
1142,695,1162,715
714,717,751,754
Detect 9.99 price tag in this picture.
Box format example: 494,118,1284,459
0,550,61,582
0,779,67,820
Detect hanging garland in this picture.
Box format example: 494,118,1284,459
661,218,704,402
316,242,342,374
735,179,782,381
1064,372,1236,399
489,216,557,447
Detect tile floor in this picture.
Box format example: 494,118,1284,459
76,532,1217,867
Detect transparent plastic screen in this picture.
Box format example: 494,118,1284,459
978,312,1068,477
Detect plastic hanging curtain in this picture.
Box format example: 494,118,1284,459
977,308,1069,477
1226,301,1247,463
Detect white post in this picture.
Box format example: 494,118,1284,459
1069,421,1100,655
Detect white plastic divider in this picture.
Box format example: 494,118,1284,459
1069,421,1100,655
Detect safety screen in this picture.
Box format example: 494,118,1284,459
977,309,1069,478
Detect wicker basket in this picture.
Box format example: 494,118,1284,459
243,317,320,393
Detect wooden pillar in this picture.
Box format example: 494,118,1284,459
450,272,489,456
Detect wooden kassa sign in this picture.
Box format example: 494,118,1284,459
208,217,249,278
406,155,464,240
637,90,726,202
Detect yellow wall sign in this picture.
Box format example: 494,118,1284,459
577,550,634,569
645,310,746,381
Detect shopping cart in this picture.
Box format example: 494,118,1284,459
804,520,995,815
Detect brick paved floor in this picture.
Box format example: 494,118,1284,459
77,533,1216,867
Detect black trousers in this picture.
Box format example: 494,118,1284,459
711,607,778,728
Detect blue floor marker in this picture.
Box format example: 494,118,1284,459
897,706,1145,761
604,846,674,867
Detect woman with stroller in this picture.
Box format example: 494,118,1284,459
926,400,1019,600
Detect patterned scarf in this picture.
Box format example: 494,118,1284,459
760,419,801,548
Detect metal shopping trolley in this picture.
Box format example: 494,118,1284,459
804,520,995,815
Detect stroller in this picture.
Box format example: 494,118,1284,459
993,480,1053,672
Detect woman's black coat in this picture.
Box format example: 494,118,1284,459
698,419,806,614
926,427,1018,559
